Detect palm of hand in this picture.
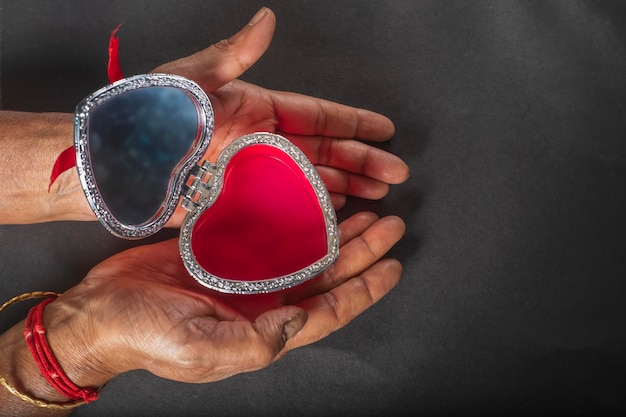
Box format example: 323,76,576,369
62,238,291,384
166,77,406,226
205,80,277,159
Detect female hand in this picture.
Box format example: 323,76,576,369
152,7,409,225
0,212,404,416
40,212,405,386
0,8,407,226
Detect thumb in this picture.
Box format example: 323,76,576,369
253,306,308,356
152,7,276,92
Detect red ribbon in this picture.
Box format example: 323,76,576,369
48,24,124,191
48,146,77,192
107,24,124,84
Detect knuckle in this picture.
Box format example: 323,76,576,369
211,38,234,54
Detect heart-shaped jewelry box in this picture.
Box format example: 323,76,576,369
74,74,339,294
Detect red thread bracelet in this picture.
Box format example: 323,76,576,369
24,296,100,403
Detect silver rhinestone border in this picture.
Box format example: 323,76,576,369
179,132,339,294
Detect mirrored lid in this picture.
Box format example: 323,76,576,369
74,73,214,239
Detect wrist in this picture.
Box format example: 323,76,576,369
0,296,116,407
42,296,119,389
0,111,94,224
34,112,95,223
0,320,71,407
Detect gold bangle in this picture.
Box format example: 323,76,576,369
0,291,60,312
0,291,90,409
0,374,86,410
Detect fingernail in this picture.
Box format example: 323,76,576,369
248,7,269,26
282,310,307,342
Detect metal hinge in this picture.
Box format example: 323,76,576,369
181,160,217,211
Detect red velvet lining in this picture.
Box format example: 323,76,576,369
190,144,328,281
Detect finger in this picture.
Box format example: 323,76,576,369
329,192,347,210
285,215,405,303
252,307,308,354
278,211,379,304
315,214,405,289
316,165,391,200
288,135,410,186
282,258,403,352
337,211,380,245
272,94,396,141
152,7,276,92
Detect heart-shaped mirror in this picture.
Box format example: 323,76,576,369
75,75,338,294
75,74,214,238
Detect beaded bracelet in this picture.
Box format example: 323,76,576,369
0,291,103,409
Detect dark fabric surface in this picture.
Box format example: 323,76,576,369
1,1,626,415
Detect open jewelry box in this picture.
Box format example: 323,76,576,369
74,74,338,294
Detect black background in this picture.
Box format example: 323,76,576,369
1,1,626,416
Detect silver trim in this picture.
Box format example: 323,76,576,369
74,74,214,239
179,133,339,294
